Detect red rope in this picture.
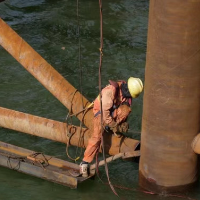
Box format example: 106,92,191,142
97,0,119,198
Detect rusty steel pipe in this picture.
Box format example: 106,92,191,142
139,0,200,193
0,107,140,155
0,107,88,146
0,18,93,130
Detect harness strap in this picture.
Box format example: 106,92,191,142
94,110,101,118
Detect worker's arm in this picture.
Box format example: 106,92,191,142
101,85,115,125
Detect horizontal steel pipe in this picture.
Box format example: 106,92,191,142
0,18,93,130
0,107,140,155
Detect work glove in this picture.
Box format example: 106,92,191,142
111,122,129,137
112,104,131,124
106,121,129,137
117,122,129,133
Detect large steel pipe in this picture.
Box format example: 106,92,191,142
0,18,93,130
139,0,200,193
0,107,140,155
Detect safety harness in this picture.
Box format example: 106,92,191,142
94,80,132,118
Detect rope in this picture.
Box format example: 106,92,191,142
65,89,78,125
97,0,119,197
76,0,83,107
68,102,94,117
64,90,76,142
65,125,79,161
0,151,51,171
65,89,81,162
7,155,25,170
64,93,93,162
65,0,88,162
27,152,51,169
73,0,85,160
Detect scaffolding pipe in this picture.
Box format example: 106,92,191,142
0,107,140,155
139,0,200,193
0,18,93,130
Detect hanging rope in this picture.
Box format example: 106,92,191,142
74,0,86,162
97,0,120,197
65,89,81,162
65,0,87,162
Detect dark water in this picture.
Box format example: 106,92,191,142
0,0,199,200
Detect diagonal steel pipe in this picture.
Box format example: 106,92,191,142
0,18,93,130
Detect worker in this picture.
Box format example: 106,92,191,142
80,77,143,177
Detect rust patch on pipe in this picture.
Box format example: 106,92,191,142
139,171,198,194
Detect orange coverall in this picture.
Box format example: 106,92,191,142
83,81,131,163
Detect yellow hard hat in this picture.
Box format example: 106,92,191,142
127,77,143,98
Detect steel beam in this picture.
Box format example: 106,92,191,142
139,0,200,193
0,141,94,188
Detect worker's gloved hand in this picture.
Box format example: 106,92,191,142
117,122,129,133
108,121,118,128
112,104,131,124
111,122,129,137
104,121,129,135
108,121,118,133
